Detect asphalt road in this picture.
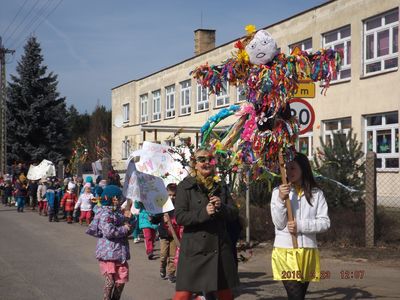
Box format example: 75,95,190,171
1,206,400,300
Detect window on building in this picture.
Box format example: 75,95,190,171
164,140,175,147
122,103,129,122
323,25,351,81
215,81,230,108
165,85,175,118
323,117,352,146
296,131,313,160
121,138,130,160
289,38,312,53
197,84,209,112
365,112,399,170
140,94,148,123
152,90,161,121
180,80,191,115
364,8,398,75
236,85,247,102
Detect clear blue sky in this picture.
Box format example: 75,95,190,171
1,0,326,113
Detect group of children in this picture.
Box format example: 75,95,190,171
1,173,109,225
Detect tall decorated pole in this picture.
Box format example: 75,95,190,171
190,24,342,248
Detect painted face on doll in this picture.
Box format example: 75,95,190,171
194,150,215,178
245,30,278,65
286,161,302,185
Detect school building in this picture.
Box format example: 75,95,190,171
111,0,399,205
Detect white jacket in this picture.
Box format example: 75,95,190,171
270,187,330,248
74,193,94,211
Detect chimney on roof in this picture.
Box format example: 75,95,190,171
194,29,216,55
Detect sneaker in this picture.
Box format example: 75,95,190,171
160,267,166,279
133,238,141,244
167,275,176,283
147,253,155,260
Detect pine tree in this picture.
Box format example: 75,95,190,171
7,36,69,165
313,129,365,208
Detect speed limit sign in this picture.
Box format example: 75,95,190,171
288,98,315,134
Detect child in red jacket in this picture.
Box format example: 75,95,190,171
60,182,77,223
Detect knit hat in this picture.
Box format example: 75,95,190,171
84,182,91,189
101,185,122,206
67,182,76,191
85,176,93,184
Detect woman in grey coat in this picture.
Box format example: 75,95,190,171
173,149,239,300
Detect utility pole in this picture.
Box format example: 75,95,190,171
0,37,15,175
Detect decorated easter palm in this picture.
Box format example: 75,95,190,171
191,25,342,175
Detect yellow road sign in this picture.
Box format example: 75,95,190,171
293,81,315,98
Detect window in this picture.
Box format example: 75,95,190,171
323,26,351,81
140,94,148,123
180,80,191,115
365,112,399,170
236,85,247,102
296,131,313,160
363,9,398,75
197,84,209,112
215,81,230,107
152,90,161,121
122,103,129,122
165,85,175,118
121,138,130,160
289,38,312,53
164,140,175,147
323,117,352,145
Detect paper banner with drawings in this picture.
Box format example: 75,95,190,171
133,141,189,185
123,158,174,214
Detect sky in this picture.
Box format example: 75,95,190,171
1,0,326,113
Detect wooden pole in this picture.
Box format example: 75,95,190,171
278,151,298,249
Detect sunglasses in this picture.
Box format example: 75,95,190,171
196,156,214,163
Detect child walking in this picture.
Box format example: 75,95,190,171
271,152,330,300
86,185,132,300
46,178,59,222
75,183,94,225
151,183,179,283
135,201,158,260
60,182,77,224
37,177,47,216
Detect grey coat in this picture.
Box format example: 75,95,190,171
175,176,240,293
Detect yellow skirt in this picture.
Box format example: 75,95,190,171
271,248,320,282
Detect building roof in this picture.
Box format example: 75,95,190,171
111,0,336,91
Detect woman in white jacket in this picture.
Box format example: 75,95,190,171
271,152,330,300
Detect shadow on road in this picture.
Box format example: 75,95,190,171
308,286,382,299
236,271,277,298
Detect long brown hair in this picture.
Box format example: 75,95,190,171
293,152,318,206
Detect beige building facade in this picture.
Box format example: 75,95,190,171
112,0,399,202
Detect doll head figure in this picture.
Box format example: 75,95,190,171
245,30,278,65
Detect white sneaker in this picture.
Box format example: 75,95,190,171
133,238,141,244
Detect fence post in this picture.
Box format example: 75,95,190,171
365,151,377,247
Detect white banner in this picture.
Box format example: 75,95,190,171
134,141,189,185
123,157,173,214
27,159,56,180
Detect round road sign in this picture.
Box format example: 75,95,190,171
288,98,315,134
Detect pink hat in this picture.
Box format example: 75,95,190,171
84,182,91,188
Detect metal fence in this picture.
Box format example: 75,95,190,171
365,152,400,246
